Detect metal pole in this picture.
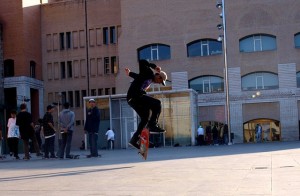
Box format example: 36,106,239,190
85,0,90,96
221,0,232,145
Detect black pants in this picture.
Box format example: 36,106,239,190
128,95,161,136
7,137,19,157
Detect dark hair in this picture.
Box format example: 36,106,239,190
10,110,17,115
64,102,70,109
20,103,27,110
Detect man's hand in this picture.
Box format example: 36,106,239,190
125,68,130,76
155,66,161,73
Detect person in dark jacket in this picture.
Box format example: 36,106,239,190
84,99,100,158
42,104,57,159
125,59,167,149
16,103,43,160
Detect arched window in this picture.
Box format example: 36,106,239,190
294,33,300,48
239,34,277,52
137,44,171,61
241,72,279,91
30,61,36,78
4,59,14,77
189,76,224,94
187,39,222,57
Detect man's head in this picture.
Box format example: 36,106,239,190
154,71,167,86
89,98,96,107
63,102,70,109
20,103,27,111
47,104,55,112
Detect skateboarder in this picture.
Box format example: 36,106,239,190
125,59,167,149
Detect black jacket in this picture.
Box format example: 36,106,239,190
127,60,156,101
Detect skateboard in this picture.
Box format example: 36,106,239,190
138,128,149,160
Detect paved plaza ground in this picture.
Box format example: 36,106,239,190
0,141,300,196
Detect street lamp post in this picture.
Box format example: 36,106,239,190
217,0,232,145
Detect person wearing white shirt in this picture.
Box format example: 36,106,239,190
7,110,20,159
197,125,204,146
105,128,115,150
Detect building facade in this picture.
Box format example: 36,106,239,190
117,0,300,143
1,0,300,149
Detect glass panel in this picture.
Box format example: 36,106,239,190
159,45,171,60
210,41,222,55
239,37,254,52
242,72,278,91
203,80,210,93
201,41,209,56
256,76,263,89
254,35,262,51
297,72,300,88
187,41,201,57
295,33,300,48
262,35,277,51
243,119,280,143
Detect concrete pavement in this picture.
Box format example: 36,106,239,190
0,141,300,196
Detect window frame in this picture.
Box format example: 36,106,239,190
137,43,171,61
239,34,277,53
187,39,222,57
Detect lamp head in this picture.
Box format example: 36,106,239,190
217,24,223,30
216,2,222,9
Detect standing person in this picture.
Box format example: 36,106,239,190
42,104,57,159
105,128,115,150
84,98,100,158
223,124,229,145
34,118,43,151
58,102,75,159
125,59,167,149
16,103,43,160
197,124,204,146
212,125,219,146
255,124,262,143
7,110,20,159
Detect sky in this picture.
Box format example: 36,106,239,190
22,0,48,8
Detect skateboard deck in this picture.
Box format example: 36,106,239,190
138,128,149,160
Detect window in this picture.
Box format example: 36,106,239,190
104,57,110,74
239,34,277,52
110,26,116,44
67,61,72,78
30,61,36,78
98,88,103,95
242,72,279,91
66,32,71,49
138,44,171,61
60,32,65,50
294,33,300,48
61,62,66,79
81,90,86,105
112,87,116,95
189,76,224,94
187,39,222,57
68,91,74,107
111,56,118,74
4,59,14,77
75,90,80,107
61,91,67,104
103,27,108,45
91,89,96,96
105,88,110,95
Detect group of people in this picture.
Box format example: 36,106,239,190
5,102,76,160
197,124,229,146
3,59,168,159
